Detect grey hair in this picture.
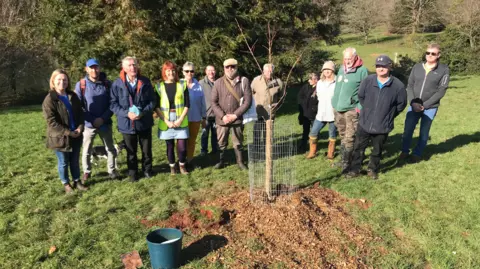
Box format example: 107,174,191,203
263,63,274,71
183,61,195,71
343,47,357,56
121,56,138,66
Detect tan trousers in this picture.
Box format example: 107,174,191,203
216,124,244,151
334,109,358,150
187,121,201,160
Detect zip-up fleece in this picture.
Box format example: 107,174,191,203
407,62,449,109
331,60,368,112
110,71,155,134
358,74,407,134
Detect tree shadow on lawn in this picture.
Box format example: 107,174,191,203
180,234,228,266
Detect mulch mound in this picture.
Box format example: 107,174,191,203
141,184,379,268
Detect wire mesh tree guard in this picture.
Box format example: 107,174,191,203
246,119,297,203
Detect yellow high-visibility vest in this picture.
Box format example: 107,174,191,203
155,82,188,131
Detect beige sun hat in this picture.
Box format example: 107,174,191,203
223,58,238,66
321,61,336,71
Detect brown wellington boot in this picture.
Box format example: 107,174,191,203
73,181,89,191
306,137,317,159
327,139,336,160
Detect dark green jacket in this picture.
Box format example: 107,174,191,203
42,90,84,152
331,65,368,112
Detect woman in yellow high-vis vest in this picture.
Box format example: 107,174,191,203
154,61,190,175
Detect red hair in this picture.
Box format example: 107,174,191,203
161,61,179,82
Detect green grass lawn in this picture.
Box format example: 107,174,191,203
1,34,480,268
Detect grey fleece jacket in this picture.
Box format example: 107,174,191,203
406,62,450,109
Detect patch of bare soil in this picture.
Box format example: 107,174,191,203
141,185,380,268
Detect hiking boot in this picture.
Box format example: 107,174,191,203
199,151,207,157
398,152,409,160
345,170,361,179
234,148,248,170
306,137,317,159
410,155,422,163
214,150,225,169
73,181,89,191
129,174,138,182
64,183,73,194
327,139,336,160
179,163,189,175
109,170,120,180
81,172,90,185
367,169,378,180
143,171,154,178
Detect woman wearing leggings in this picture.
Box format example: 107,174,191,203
155,61,190,175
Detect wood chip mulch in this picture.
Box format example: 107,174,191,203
141,185,380,268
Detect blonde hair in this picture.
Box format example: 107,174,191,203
49,69,71,91
427,43,441,52
183,61,195,71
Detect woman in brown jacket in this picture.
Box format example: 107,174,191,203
42,69,88,193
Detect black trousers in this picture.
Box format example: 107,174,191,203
350,125,388,173
302,117,313,145
122,129,153,176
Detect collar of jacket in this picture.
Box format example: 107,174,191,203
203,76,214,86
49,89,74,101
423,62,439,71
224,75,240,85
373,76,394,88
119,70,144,93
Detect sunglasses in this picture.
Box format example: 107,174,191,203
183,70,194,73
425,51,438,56
225,65,237,69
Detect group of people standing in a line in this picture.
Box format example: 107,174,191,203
297,44,449,179
43,43,449,194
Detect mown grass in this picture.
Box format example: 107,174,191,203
1,33,480,268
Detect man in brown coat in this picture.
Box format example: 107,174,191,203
211,58,252,169
250,63,284,149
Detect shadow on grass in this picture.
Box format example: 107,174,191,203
450,76,471,82
180,234,228,266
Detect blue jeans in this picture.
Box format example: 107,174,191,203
200,118,219,154
54,138,81,184
401,106,438,157
309,120,337,139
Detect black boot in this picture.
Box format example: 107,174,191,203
234,148,248,170
341,148,353,174
214,150,225,169
333,144,345,168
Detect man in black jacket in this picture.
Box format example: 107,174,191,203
346,55,407,179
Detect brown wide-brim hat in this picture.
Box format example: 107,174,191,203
223,58,238,66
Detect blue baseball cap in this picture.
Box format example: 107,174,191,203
86,58,99,67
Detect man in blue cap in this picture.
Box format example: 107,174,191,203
346,55,407,179
75,58,119,184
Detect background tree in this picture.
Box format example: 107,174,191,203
343,0,382,44
389,0,443,34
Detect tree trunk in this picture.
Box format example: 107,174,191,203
265,119,273,200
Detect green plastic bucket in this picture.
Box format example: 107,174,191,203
146,228,183,269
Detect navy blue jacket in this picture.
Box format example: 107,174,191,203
74,74,113,128
358,74,407,134
110,71,154,134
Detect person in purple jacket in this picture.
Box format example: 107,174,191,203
75,59,119,183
